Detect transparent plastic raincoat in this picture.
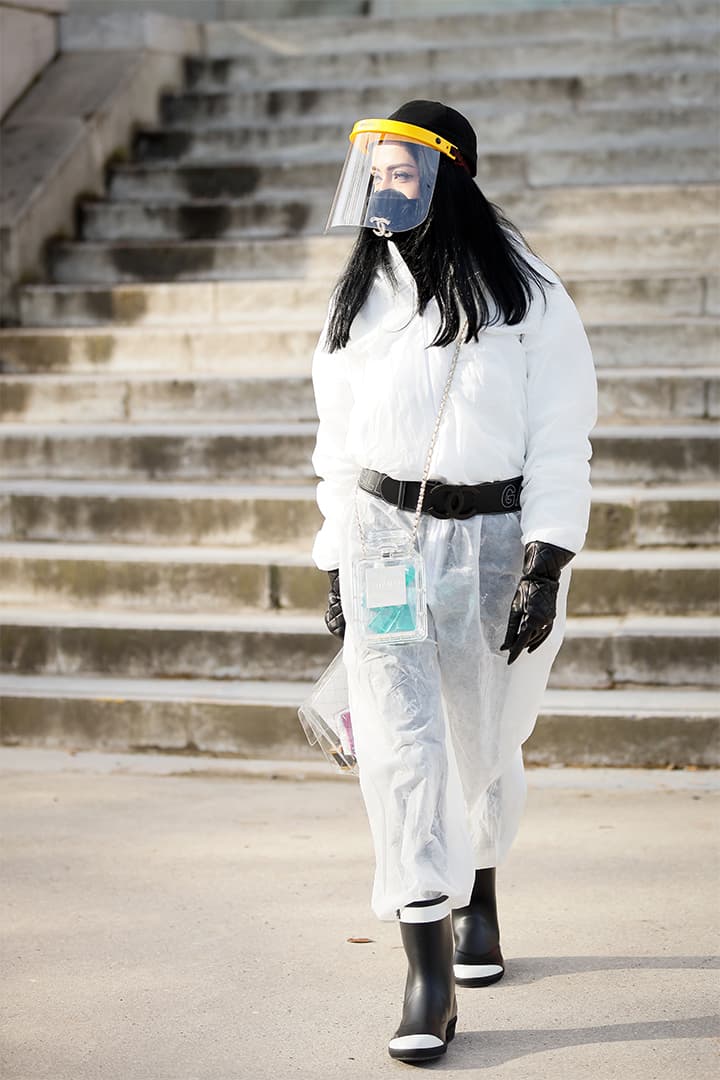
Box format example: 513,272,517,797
310,239,598,922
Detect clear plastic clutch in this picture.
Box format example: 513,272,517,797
297,648,358,775
352,543,427,646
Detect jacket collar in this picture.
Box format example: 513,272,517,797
381,239,415,294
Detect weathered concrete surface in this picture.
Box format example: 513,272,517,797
1,30,197,321
13,269,719,328
59,9,199,52
0,0,66,120
0,481,716,550
0,755,717,1080
0,542,718,616
1,679,718,767
201,2,718,55
0,368,717,424
160,70,720,125
44,224,720,284
1,608,718,689
0,421,717,485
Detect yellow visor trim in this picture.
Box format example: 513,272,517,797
349,118,458,162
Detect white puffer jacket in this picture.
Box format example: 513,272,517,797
311,240,598,571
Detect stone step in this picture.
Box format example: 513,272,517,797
79,198,322,242
1,369,717,424
0,421,320,481
1,542,717,617
16,271,720,328
588,425,719,485
1,674,718,766
47,225,720,286
184,33,720,87
527,145,719,187
106,146,720,206
1,481,716,551
598,368,719,423
115,183,720,229
1,319,717,374
17,280,332,328
77,183,720,244
49,235,351,287
0,326,323,375
132,106,717,163
160,70,718,125
0,422,716,484
108,159,344,201
0,374,318,423
1,608,716,689
524,687,720,768
202,4,720,58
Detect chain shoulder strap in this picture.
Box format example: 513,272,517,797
355,320,468,555
408,320,468,544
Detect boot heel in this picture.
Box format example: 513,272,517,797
446,1015,458,1043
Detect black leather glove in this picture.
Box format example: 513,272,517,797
324,568,345,640
500,541,575,665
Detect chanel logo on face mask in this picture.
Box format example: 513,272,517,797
369,216,393,238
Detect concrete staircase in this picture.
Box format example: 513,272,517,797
1,0,718,765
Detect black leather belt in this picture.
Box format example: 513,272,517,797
358,469,523,519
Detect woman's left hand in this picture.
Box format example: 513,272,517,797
500,541,575,664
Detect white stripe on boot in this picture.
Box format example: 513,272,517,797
388,1033,445,1051
454,963,504,979
398,897,452,923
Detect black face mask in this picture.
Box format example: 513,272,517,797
364,189,423,236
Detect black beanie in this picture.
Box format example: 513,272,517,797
387,99,478,178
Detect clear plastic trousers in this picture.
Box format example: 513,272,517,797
339,489,571,922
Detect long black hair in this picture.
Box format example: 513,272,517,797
325,153,556,352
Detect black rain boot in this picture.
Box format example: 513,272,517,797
452,867,505,987
388,895,458,1062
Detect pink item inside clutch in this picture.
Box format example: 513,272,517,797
337,710,355,756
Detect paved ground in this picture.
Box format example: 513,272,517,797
1,750,718,1080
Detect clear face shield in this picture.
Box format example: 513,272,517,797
325,119,457,238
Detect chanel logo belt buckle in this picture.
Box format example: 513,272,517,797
427,483,476,519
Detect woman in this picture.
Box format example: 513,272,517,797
310,100,598,1063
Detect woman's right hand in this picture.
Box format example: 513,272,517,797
324,569,346,640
